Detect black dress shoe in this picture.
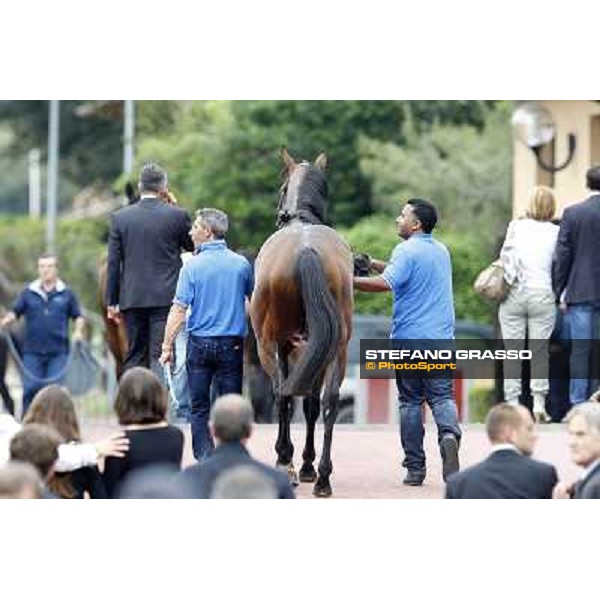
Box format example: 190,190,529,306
440,434,460,482
403,471,426,486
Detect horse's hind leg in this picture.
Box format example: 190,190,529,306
314,357,343,498
299,382,321,483
274,352,298,486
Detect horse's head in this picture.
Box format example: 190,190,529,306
277,148,328,228
125,182,140,205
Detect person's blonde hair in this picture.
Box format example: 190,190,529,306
526,186,556,222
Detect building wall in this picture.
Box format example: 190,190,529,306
513,100,600,218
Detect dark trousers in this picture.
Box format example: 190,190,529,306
22,352,69,418
0,339,15,415
186,335,244,461
395,374,461,473
122,307,170,382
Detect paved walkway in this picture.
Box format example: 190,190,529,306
81,422,580,499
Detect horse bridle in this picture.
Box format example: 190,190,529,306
276,179,292,228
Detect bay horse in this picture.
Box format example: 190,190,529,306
250,149,353,497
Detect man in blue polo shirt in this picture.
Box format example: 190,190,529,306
1,253,85,417
354,198,461,486
160,209,254,461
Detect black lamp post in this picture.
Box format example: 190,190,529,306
511,101,576,173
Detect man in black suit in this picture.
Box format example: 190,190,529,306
553,402,600,499
180,394,295,499
445,404,557,499
106,163,193,379
552,165,600,405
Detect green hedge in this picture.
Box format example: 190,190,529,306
468,386,496,423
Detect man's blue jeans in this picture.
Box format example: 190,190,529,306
566,303,600,404
395,374,461,474
186,335,244,461
22,352,68,418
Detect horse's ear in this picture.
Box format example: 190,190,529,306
281,147,296,170
314,153,328,171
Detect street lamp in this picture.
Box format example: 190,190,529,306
511,101,576,172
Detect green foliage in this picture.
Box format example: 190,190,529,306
135,100,495,251
439,230,494,324
468,386,495,423
0,216,107,312
359,102,512,245
0,100,509,328
0,100,123,212
341,215,494,323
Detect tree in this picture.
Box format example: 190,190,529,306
0,101,123,212
135,100,494,250
358,102,512,245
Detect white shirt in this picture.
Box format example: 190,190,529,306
489,443,521,455
0,414,98,471
501,219,559,291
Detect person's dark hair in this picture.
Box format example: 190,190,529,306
24,385,81,498
407,198,438,233
210,394,253,442
0,461,43,499
24,385,81,442
9,424,62,480
114,367,167,426
139,162,167,194
586,165,600,192
485,404,522,443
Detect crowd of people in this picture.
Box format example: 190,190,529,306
0,370,294,498
1,160,599,499
350,165,600,496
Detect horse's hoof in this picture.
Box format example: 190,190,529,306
312,482,332,498
313,477,333,498
299,465,317,483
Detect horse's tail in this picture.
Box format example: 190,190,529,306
279,247,341,396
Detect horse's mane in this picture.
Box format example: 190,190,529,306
278,163,328,228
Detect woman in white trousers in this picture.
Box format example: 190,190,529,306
498,186,559,423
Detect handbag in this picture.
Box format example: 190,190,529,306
473,260,510,302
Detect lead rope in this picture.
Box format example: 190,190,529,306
0,329,81,384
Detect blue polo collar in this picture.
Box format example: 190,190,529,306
200,239,227,251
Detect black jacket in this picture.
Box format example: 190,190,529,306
180,441,295,499
445,449,558,499
552,193,600,305
106,197,193,310
573,462,600,499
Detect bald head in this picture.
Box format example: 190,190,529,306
485,404,537,456
210,394,254,443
